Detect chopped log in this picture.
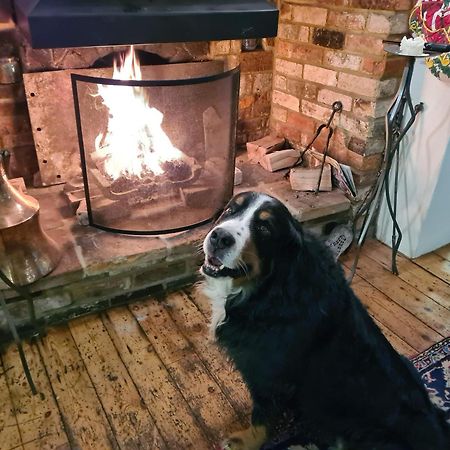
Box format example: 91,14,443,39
290,165,332,192
260,149,300,172
246,135,285,164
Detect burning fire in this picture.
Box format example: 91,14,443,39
92,46,184,180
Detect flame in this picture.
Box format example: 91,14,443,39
93,46,184,180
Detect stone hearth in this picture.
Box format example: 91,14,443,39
0,154,350,338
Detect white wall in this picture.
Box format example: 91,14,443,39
376,59,450,258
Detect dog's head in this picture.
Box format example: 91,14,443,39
201,192,302,281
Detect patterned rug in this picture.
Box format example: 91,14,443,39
263,337,450,450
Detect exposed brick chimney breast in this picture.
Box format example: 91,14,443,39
270,0,412,184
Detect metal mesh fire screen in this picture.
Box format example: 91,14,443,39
71,61,239,234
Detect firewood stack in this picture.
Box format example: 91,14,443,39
246,134,332,192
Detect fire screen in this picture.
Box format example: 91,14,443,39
72,58,239,234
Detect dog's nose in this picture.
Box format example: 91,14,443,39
209,228,235,250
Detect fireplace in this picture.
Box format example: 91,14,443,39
72,49,239,234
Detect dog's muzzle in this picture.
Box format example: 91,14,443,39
202,227,249,278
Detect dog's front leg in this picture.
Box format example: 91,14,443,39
220,424,267,450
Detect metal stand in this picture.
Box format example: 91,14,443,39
350,56,423,277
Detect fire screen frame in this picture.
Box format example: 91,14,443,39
71,66,239,235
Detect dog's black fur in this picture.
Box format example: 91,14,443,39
202,192,450,450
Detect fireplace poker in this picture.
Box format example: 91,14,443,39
286,101,343,193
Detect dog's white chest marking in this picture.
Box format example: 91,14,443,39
202,277,241,335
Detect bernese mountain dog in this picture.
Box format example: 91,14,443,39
200,191,450,450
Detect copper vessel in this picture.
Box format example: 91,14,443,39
0,151,61,286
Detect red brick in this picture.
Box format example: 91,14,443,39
312,28,345,50
366,12,409,34
292,6,328,26
274,74,287,91
353,97,393,117
338,72,380,97
318,88,353,111
347,0,411,10
339,114,372,138
286,78,303,97
276,40,322,64
304,65,338,87
271,105,288,123
327,10,366,31
273,90,300,111
280,3,293,20
272,121,303,145
253,92,272,117
286,111,317,135
275,58,303,78
279,23,298,41
304,83,319,100
239,73,253,96
253,72,272,94
301,100,332,121
362,56,407,79
240,50,273,72
346,34,385,56
323,50,361,71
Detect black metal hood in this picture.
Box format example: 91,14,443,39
14,0,279,49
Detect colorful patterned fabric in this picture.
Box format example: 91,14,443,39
410,0,450,79
412,336,450,420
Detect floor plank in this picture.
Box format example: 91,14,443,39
164,291,251,419
372,319,417,358
351,277,442,352
69,315,166,450
363,241,450,311
342,252,450,336
0,354,23,450
130,300,242,445
414,252,450,285
37,325,119,450
102,307,210,450
2,341,70,449
433,243,450,262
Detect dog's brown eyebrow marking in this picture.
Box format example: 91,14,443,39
258,210,272,220
235,195,246,206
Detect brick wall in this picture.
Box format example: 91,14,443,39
270,0,412,184
208,40,274,145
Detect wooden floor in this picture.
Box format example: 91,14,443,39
1,240,449,450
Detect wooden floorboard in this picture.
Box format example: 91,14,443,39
37,325,119,450
0,354,23,450
2,341,70,450
102,307,209,450
68,315,166,449
1,239,449,449
434,243,450,262
414,251,450,285
129,300,242,445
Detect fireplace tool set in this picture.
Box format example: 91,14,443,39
0,149,61,393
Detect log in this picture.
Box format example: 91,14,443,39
290,165,332,192
246,135,285,164
260,149,300,172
